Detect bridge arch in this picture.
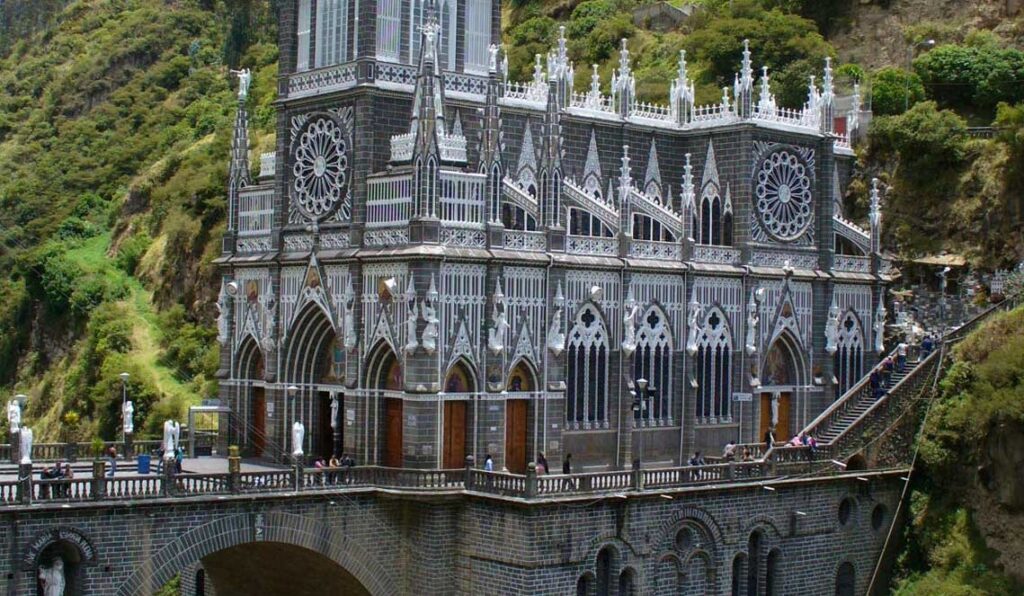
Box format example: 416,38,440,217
117,511,398,596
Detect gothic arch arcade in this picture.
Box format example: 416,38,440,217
235,337,266,458
505,360,537,474
366,341,403,467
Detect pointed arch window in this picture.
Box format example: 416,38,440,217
501,204,537,231
634,307,673,425
566,305,609,429
297,0,312,71
696,185,733,246
465,0,491,73
696,307,733,424
315,0,350,68
632,214,676,242
376,0,402,61
569,208,614,238
835,311,864,399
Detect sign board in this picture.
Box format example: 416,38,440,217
266,402,275,417
732,392,753,403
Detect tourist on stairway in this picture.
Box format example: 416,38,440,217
896,341,908,372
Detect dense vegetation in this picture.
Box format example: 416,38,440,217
893,303,1024,594
0,0,278,441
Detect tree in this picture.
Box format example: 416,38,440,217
913,43,1024,114
870,67,925,116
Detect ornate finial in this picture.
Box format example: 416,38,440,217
740,38,753,90
758,66,776,113
532,54,544,86
677,49,689,82
591,64,601,95
721,86,731,111
822,56,834,98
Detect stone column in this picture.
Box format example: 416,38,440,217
124,432,134,459
92,460,106,500
10,429,19,465
17,462,32,504
228,445,241,494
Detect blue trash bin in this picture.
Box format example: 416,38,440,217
137,454,151,475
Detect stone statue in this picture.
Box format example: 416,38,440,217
404,301,419,355
487,280,509,356
825,301,841,355
216,282,231,346
744,288,760,356
232,68,252,99
770,393,780,428
292,421,305,458
342,279,358,352
488,44,500,73
122,400,134,435
260,295,277,353
620,293,639,356
162,420,180,462
686,290,702,356
874,300,887,353
421,277,440,355
547,283,566,357
7,399,21,433
330,395,339,431
19,426,33,465
38,557,65,596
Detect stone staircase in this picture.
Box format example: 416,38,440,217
771,294,1020,467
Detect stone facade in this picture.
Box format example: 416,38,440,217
0,473,903,595
215,0,889,472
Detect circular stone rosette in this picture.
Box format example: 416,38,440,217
754,150,813,242
292,115,349,221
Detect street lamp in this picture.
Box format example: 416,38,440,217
905,39,935,112
119,372,130,442
631,378,656,470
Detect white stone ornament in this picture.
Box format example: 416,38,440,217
342,277,358,352
330,395,339,431
403,278,419,355
755,150,813,242
162,420,180,462
487,278,510,356
122,401,134,435
231,68,251,99
216,280,231,346
686,287,703,357
292,421,305,458
292,116,349,221
770,392,780,428
825,299,841,355
19,426,32,465
547,282,566,357
420,276,440,355
38,556,64,596
874,299,887,353
745,288,761,356
7,399,21,433
621,290,639,357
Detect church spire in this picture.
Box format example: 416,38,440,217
735,39,754,117
611,39,635,118
479,44,505,225
228,69,251,242
671,50,694,126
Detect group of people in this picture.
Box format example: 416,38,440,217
311,453,356,484
721,441,758,462
37,461,74,498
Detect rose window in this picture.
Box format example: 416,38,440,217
755,150,813,242
292,116,348,221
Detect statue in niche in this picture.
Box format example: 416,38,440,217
620,296,639,356
38,557,65,596
421,300,439,356
770,392,780,428
342,280,358,352
487,284,510,356
216,285,230,346
686,294,702,356
745,289,760,356
547,283,566,357
825,301,841,355
330,395,339,431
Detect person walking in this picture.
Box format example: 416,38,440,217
881,357,894,387
562,454,573,490
536,452,548,475
896,341,908,373
921,335,934,359
722,441,737,462
484,454,494,472
870,369,883,400
763,428,776,450
106,447,117,478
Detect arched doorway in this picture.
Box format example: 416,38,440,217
200,542,371,596
237,337,267,457
731,553,747,596
618,567,637,596
759,333,803,443
835,561,855,596
505,360,537,474
284,303,337,460
442,360,475,469
367,342,402,467
747,530,764,596
766,549,781,596
36,540,84,596
595,546,614,596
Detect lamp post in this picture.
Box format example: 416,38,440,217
119,372,130,443
631,378,655,470
905,39,935,112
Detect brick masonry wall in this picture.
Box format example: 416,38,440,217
0,474,901,595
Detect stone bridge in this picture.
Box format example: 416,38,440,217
0,464,905,596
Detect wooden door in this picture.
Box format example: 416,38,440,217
443,401,467,469
252,387,266,457
318,392,335,459
384,398,403,468
759,393,792,444
505,400,528,474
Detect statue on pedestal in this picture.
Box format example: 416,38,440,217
38,557,65,596
19,427,33,465
7,399,21,433
162,420,180,461
330,395,339,431
122,401,134,435
292,421,305,458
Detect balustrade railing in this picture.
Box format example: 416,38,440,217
503,230,545,252
366,174,413,229
629,240,680,260
34,478,92,502
106,475,162,499
536,470,633,495
440,171,485,227
567,235,618,256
